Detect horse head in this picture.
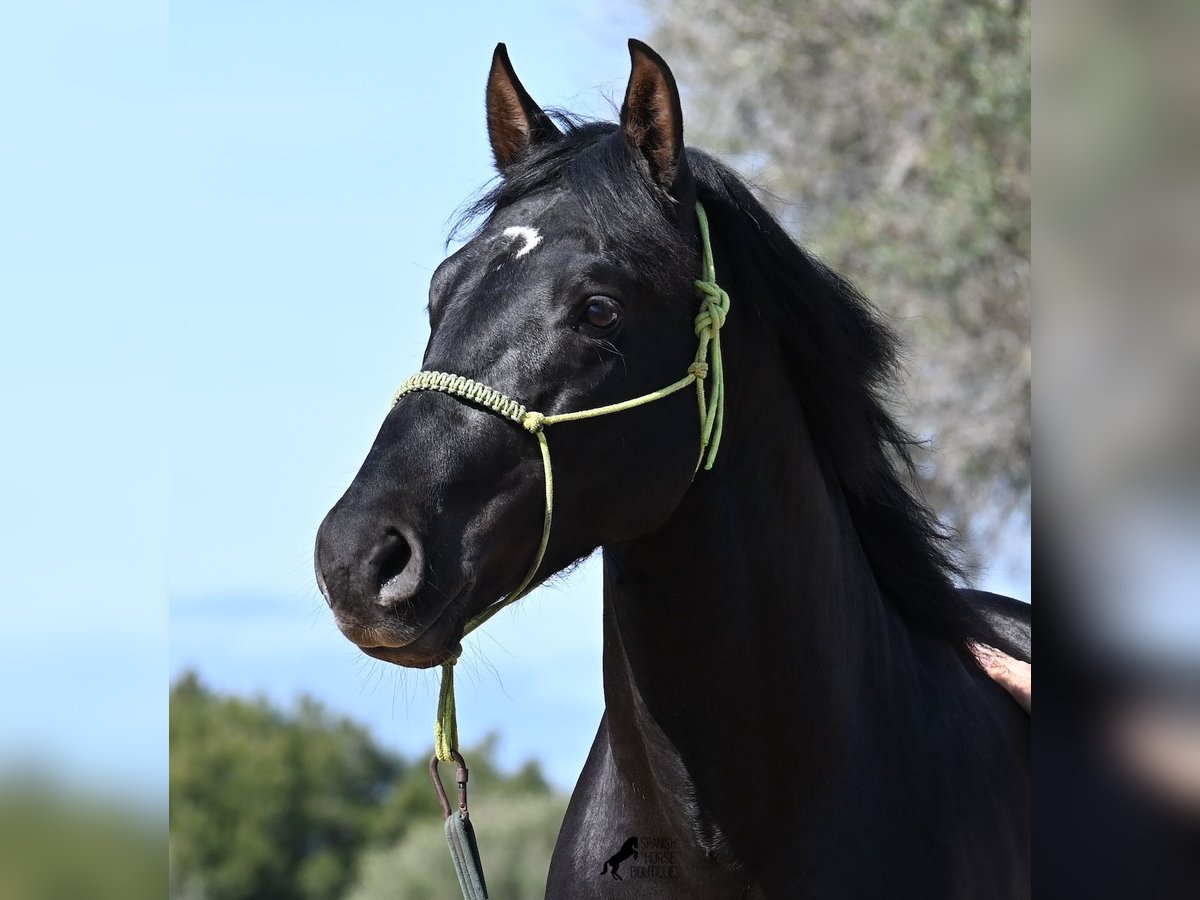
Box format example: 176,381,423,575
315,42,715,667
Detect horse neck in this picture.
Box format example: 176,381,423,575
599,322,917,847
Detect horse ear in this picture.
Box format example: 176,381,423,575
486,43,561,174
620,39,686,193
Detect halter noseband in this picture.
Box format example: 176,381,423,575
392,201,730,762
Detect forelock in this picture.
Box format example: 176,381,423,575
451,118,694,293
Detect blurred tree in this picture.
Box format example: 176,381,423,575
644,0,1030,556
170,673,562,899
347,794,568,900
370,732,553,847
170,673,400,900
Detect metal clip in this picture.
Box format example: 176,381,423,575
429,749,469,820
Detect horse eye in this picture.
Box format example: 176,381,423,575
582,296,620,329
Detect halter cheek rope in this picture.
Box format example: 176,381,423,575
392,202,729,899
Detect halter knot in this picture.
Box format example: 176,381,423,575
693,282,729,336
688,361,709,379
521,411,546,433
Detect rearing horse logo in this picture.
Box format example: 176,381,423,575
600,836,639,880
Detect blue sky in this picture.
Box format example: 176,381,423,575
2,2,1028,803
1,1,168,804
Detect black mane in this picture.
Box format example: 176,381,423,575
454,120,987,651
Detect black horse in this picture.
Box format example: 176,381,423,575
316,41,1030,898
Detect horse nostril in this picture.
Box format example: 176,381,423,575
377,532,412,589
373,527,423,608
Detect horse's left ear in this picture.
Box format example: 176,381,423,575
620,39,687,194
486,43,561,174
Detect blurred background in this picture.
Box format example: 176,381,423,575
20,0,1167,897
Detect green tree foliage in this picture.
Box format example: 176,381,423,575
645,0,1031,551
170,673,563,900
170,672,399,900
370,732,554,847
348,794,568,900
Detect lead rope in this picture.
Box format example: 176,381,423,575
394,201,728,899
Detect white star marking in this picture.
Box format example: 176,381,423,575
502,225,542,259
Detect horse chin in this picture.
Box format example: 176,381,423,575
349,616,464,668
338,597,467,669
357,641,462,669
337,577,514,669
358,586,516,669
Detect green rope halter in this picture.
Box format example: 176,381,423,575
392,201,729,762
